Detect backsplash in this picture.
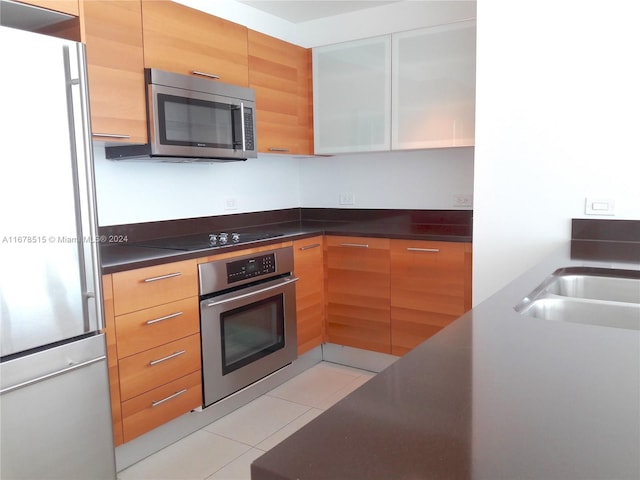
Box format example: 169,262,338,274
93,145,474,226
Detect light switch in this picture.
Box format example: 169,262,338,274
585,197,615,216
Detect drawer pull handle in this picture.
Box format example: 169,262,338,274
145,311,183,325
92,133,131,139
299,243,321,251
407,247,440,253
340,243,369,248
268,147,290,152
143,272,182,283
191,70,220,79
151,389,188,408
149,350,186,366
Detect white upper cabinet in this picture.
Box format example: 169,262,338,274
313,36,391,154
392,20,476,150
312,20,476,154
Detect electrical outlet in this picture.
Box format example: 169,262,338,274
585,197,615,216
453,194,473,207
339,192,355,205
224,197,238,211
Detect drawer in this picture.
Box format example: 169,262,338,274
326,235,390,250
115,297,199,358
121,371,202,443
119,334,201,402
112,259,198,315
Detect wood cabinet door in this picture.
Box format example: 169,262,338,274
390,240,471,355
141,0,249,86
81,0,147,143
326,236,391,353
293,236,325,355
248,30,313,155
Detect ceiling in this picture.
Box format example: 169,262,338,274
235,0,402,23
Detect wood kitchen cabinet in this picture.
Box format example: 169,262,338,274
248,30,313,155
141,0,249,86
325,236,391,354
390,240,472,355
108,259,202,444
80,0,147,143
293,236,325,355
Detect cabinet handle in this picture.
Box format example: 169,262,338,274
268,147,290,153
145,311,183,325
407,247,440,253
92,133,131,139
149,350,186,366
151,389,188,407
143,272,182,283
340,243,369,248
299,243,321,251
191,70,220,79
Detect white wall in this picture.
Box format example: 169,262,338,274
93,147,301,226
94,146,473,226
473,0,640,304
299,148,474,209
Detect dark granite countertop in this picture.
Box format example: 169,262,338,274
251,224,640,480
99,209,473,274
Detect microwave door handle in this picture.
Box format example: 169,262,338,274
239,102,246,152
231,104,246,153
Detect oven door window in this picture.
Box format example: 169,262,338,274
157,93,237,149
220,294,285,375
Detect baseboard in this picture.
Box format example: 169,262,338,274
321,343,399,373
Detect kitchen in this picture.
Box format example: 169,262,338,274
1,0,639,479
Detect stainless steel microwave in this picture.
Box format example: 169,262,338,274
105,69,257,162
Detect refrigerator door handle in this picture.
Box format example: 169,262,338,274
0,356,106,395
62,43,104,332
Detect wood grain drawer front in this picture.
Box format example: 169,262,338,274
390,240,470,355
326,236,391,354
118,334,201,402
115,297,199,358
121,370,201,443
112,259,197,315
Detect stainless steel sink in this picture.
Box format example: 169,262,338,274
515,267,640,330
544,268,640,304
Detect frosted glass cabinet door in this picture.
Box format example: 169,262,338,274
392,20,476,149
313,36,391,154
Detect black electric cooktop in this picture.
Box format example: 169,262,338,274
134,232,284,251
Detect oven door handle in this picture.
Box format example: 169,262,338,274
204,276,299,308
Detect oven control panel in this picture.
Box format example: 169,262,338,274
226,253,276,283
199,246,294,295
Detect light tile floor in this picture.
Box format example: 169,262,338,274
118,361,376,480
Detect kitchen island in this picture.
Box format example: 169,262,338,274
251,220,640,480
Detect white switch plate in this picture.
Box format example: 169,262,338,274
453,194,473,207
339,192,355,205
585,197,615,216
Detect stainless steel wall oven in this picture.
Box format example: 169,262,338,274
199,246,298,407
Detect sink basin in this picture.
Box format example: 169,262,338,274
544,267,640,304
520,297,640,330
515,267,640,330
